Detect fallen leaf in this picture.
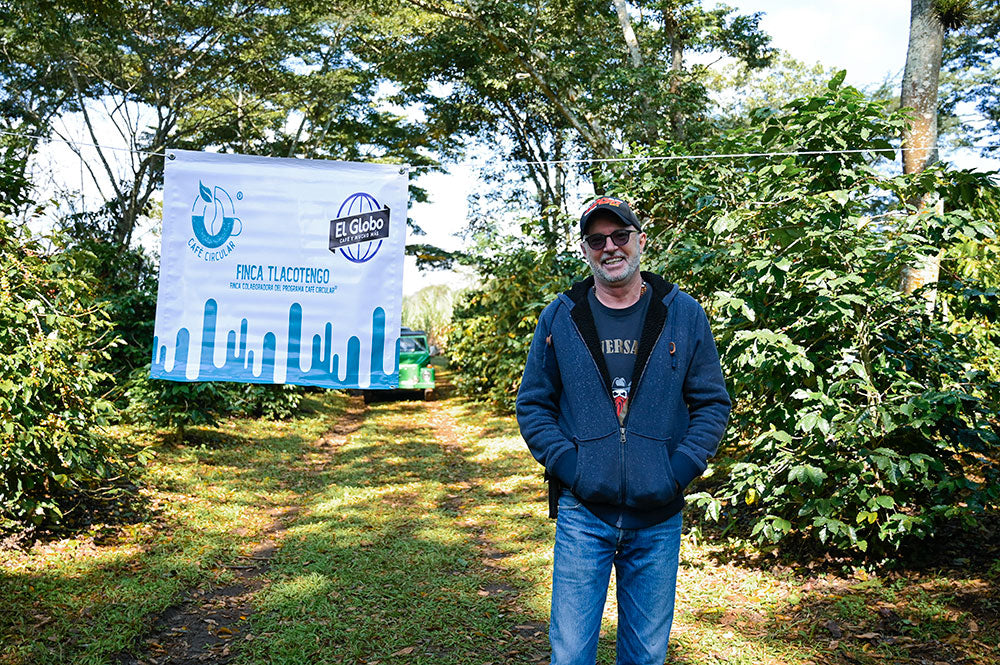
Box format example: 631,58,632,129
392,646,415,655
855,632,879,639
824,620,842,638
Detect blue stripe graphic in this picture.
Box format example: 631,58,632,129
151,299,398,388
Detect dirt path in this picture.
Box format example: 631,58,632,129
100,386,998,665
113,397,368,665
112,506,295,665
421,390,550,663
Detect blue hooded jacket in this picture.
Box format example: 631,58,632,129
516,271,731,528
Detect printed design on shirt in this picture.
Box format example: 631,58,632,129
600,338,638,355
612,376,631,420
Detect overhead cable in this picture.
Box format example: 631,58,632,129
2,128,996,170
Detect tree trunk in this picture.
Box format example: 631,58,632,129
612,0,643,68
901,0,943,175
613,0,658,144
669,37,685,143
664,12,686,144
899,0,945,312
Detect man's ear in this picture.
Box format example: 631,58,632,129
638,231,647,252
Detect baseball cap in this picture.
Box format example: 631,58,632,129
579,197,642,235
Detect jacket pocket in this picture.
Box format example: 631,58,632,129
624,431,676,508
571,431,621,504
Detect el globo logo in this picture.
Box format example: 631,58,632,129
328,192,391,264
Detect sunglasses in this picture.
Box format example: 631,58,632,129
583,228,637,250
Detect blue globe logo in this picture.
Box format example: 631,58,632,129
337,192,384,263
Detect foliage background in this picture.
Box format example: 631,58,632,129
402,284,464,350
0,0,997,563
0,218,143,528
449,77,1000,559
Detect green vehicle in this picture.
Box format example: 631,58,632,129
364,327,436,402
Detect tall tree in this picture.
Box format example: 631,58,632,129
0,0,448,246
0,0,83,210
898,0,975,304
362,0,773,235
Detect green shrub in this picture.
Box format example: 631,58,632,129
449,244,584,410
0,219,146,528
67,235,159,406
617,76,1000,558
123,372,234,438
226,383,304,420
124,373,305,442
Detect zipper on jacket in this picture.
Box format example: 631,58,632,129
567,297,671,506
567,312,626,503
619,426,627,505
619,310,669,506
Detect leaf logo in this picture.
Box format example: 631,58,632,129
191,181,243,250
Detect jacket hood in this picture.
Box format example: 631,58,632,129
560,271,678,308
556,270,679,402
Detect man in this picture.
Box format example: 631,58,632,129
516,196,731,665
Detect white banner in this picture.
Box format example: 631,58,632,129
151,150,407,389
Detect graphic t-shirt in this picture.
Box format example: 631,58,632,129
588,286,651,423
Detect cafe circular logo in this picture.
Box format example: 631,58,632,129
331,192,388,264
191,181,242,254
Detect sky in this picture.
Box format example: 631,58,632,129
403,0,1000,295
726,0,910,87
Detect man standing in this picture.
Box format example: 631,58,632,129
516,197,731,665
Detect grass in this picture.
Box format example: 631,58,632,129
0,394,343,665
1,374,998,664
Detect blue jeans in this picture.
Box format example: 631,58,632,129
550,490,682,665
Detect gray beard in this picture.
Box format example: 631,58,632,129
587,246,642,284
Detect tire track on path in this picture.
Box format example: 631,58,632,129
114,396,367,665
419,387,551,664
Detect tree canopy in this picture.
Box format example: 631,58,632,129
941,0,1000,155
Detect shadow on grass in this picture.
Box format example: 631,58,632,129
0,394,345,665
174,427,249,449
672,487,1000,664
241,393,554,664
243,389,833,665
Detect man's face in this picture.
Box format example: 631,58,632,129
581,214,646,286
